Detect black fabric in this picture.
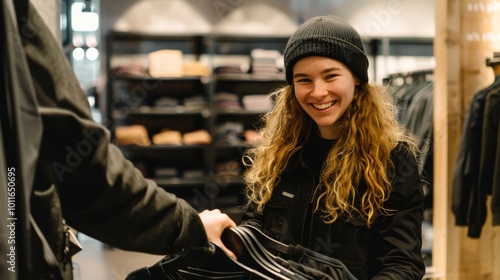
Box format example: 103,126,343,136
301,132,336,179
283,16,369,84
476,77,500,230
126,227,357,280
276,244,357,280
452,75,500,237
388,75,434,210
1,0,50,279
1,1,213,279
125,243,271,280
241,142,425,280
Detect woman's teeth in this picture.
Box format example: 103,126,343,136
313,101,336,110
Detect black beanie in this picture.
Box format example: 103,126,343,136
284,16,369,85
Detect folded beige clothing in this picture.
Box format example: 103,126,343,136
148,49,183,77
152,129,183,145
115,124,151,146
183,129,212,145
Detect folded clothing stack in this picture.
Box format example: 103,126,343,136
152,129,212,145
153,97,178,109
148,49,184,78
250,48,283,79
182,61,210,77
242,95,273,112
182,129,212,145
215,160,242,182
215,122,244,145
152,129,183,145
214,92,242,111
115,124,151,146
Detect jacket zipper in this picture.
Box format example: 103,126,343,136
300,163,319,248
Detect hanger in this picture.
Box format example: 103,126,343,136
232,226,302,279
125,241,272,280
238,224,289,255
222,227,291,280
178,266,247,279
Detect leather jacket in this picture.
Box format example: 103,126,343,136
241,139,426,280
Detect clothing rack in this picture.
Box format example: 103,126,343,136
384,69,435,265
383,69,434,87
452,74,500,239
384,69,434,211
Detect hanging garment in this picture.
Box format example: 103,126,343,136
452,76,500,238
1,1,214,279
126,225,358,280
386,72,434,209
479,79,500,227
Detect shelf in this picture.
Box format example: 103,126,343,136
105,31,288,210
118,144,208,165
153,177,211,188
108,30,208,40
112,74,209,82
214,143,248,149
112,107,210,117
214,73,285,82
214,109,268,115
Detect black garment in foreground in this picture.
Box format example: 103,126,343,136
279,244,357,280
126,226,357,280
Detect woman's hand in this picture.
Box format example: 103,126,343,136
198,209,237,259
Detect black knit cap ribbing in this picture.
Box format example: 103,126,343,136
284,16,369,84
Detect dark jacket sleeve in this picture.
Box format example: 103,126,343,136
369,144,426,280
24,3,209,255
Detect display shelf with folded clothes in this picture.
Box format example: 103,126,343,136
110,77,209,109
214,77,285,99
115,113,210,137
106,31,292,213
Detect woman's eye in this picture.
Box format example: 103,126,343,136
296,78,310,83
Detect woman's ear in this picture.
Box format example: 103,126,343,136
355,77,361,86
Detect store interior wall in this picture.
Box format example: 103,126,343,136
99,0,435,37
25,0,437,112
98,0,436,96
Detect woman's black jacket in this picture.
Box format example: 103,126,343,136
241,140,426,280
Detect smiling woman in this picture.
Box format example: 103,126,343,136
292,56,358,140
240,15,426,280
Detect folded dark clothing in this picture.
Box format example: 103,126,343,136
154,97,178,107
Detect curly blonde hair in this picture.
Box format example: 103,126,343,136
243,83,419,227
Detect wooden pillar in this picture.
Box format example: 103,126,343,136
433,0,500,279
433,0,462,278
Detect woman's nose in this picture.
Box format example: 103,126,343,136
311,81,328,97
